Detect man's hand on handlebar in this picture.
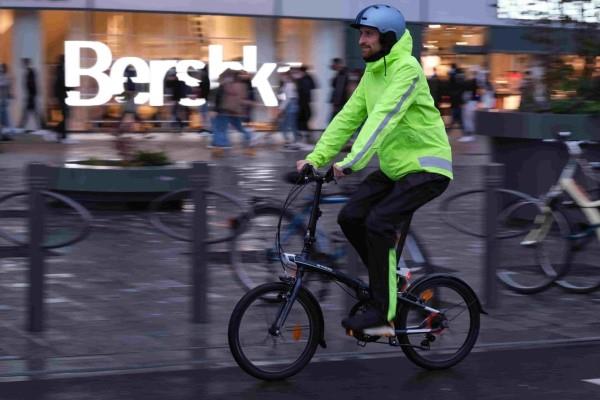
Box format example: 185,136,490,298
296,160,313,173
333,164,349,178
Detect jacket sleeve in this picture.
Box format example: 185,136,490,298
338,64,420,172
305,79,367,168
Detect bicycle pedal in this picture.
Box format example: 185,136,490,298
356,340,367,348
388,337,399,346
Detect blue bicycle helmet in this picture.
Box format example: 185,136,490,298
351,4,406,42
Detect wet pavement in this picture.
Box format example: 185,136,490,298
0,130,599,380
1,342,599,399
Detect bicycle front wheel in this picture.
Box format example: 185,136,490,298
555,223,600,294
397,276,480,370
228,282,322,381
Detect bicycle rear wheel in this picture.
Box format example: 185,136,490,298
228,282,322,381
396,276,480,370
496,203,571,294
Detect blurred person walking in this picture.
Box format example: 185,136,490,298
447,64,465,131
169,69,188,132
18,58,45,133
211,69,255,157
117,65,144,134
427,67,442,110
53,55,72,143
329,57,349,120
278,70,301,149
295,66,317,144
458,68,479,142
0,63,14,141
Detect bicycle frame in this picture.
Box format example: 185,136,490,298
270,173,442,337
523,140,600,246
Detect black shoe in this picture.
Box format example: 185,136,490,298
342,306,386,331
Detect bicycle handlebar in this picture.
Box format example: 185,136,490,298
297,164,353,184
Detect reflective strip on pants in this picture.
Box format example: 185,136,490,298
387,248,397,321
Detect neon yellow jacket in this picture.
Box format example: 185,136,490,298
306,30,452,180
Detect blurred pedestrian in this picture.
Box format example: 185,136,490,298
294,66,317,144
0,63,14,141
329,57,349,120
211,69,255,157
447,64,465,130
427,67,442,110
117,65,144,134
459,68,479,142
18,58,45,133
169,68,188,132
278,70,300,149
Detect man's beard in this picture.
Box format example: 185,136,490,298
363,48,387,62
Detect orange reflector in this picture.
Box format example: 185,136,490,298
292,324,302,341
420,289,434,302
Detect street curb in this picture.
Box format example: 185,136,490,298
1,336,599,383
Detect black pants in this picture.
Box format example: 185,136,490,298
338,170,450,321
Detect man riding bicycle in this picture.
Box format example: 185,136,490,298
297,4,452,336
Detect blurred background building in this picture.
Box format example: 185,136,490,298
0,0,598,131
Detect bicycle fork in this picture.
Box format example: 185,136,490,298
269,268,305,337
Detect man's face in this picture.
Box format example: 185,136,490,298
359,26,382,59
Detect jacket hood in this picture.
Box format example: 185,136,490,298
365,29,413,72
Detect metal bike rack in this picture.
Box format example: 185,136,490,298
0,163,93,332
148,162,244,323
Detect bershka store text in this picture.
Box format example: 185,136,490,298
64,41,287,108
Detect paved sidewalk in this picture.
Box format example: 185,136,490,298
0,131,599,380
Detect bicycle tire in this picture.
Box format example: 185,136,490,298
229,206,329,299
228,282,322,381
440,188,542,239
554,215,600,294
496,203,572,294
148,189,243,244
0,190,92,249
397,275,480,370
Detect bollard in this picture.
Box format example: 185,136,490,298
27,163,47,332
190,162,209,323
484,163,504,309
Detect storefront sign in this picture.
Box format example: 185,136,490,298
497,0,600,23
65,41,279,107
